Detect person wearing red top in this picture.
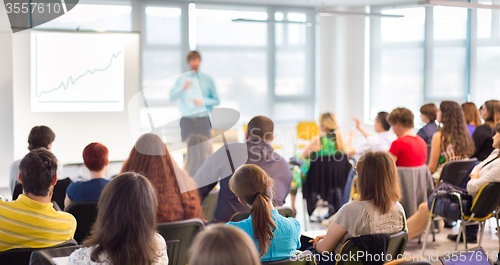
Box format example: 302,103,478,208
387,107,428,167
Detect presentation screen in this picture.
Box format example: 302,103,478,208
30,31,125,112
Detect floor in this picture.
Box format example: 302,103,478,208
285,189,500,264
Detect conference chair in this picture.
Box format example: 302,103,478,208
64,201,99,244
422,182,500,254
12,177,73,210
201,189,219,222
294,121,319,154
229,206,296,222
30,245,81,265
349,176,359,202
0,239,77,265
397,165,434,218
156,218,204,265
303,153,352,217
434,159,479,188
262,251,315,265
335,231,408,265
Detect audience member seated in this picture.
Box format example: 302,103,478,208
428,101,475,178
346,111,396,161
121,133,202,223
227,164,300,261
0,148,76,252
462,102,482,136
184,134,213,178
313,151,407,254
388,108,428,167
189,224,260,265
9,125,62,195
407,122,500,241
472,100,500,161
299,112,344,162
194,116,292,222
417,103,438,145
292,112,345,214
64,143,110,208
67,172,168,265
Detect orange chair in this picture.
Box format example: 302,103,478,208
295,122,319,154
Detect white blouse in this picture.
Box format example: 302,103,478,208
467,149,500,195
67,233,169,265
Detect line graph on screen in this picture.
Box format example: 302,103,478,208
31,32,125,112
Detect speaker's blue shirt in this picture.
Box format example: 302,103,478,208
169,71,220,117
226,209,301,261
66,178,110,203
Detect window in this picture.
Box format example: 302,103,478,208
35,4,132,31
274,10,315,121
370,6,470,123
193,6,316,122
370,7,425,121
472,0,500,105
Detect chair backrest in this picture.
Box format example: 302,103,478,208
30,245,80,265
0,239,77,265
386,231,408,260
470,182,500,218
437,159,479,187
335,239,363,265
64,201,99,244
396,165,434,217
156,218,204,265
304,154,352,215
229,206,296,222
201,190,219,222
296,122,319,141
276,206,295,217
13,178,73,210
335,231,408,265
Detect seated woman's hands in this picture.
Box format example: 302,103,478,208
470,172,480,180
313,235,325,249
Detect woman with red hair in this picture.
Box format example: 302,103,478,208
121,133,202,223
65,142,110,208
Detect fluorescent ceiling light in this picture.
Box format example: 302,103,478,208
232,18,311,25
317,11,404,18
419,0,500,9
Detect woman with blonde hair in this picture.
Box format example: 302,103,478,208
462,102,482,136
227,164,301,261
300,112,345,160
189,224,260,265
313,151,406,254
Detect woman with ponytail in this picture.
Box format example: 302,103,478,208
227,164,301,261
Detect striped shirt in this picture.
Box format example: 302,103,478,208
0,195,77,252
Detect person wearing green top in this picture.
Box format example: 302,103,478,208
290,112,345,213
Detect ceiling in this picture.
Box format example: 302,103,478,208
187,0,417,8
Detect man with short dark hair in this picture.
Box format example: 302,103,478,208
170,50,219,141
0,149,76,252
194,116,292,222
9,125,62,195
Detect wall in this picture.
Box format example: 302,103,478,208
0,4,14,188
